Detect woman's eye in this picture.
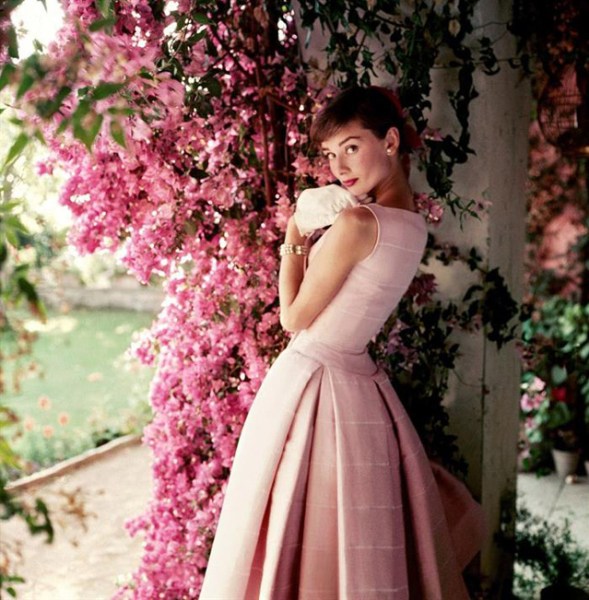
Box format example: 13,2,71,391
323,152,335,160
345,145,358,154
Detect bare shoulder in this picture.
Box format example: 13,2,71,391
335,205,377,233
330,206,378,261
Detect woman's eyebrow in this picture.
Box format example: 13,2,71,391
321,135,362,152
338,135,361,146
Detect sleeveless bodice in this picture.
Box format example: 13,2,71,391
294,203,427,353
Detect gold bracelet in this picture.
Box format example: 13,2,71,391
280,243,308,256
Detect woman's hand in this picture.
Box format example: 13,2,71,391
293,184,360,237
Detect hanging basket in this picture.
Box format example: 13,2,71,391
538,64,589,158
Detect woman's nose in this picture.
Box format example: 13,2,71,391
334,154,349,175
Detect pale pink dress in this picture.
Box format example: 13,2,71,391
199,203,485,599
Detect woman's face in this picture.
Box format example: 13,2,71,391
320,120,396,198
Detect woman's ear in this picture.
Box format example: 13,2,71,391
384,126,401,156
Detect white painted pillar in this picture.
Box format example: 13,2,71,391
418,0,531,597
436,1,530,592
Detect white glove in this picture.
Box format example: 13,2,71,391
294,184,361,237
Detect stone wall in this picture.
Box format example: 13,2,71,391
38,274,164,314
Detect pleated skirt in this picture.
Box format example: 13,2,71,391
199,335,485,599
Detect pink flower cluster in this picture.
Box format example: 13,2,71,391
386,320,419,369
520,376,547,413
16,2,315,597
406,272,437,306
414,192,444,224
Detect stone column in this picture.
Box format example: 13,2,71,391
437,1,530,592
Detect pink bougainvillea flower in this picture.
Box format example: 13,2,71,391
35,160,55,175
406,272,437,305
414,193,445,225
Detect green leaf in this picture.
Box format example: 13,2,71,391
88,16,117,31
87,113,104,148
189,166,208,180
0,242,7,267
205,77,222,97
110,119,126,148
2,132,29,168
56,117,71,135
0,63,17,92
16,72,35,99
33,128,47,145
5,227,19,246
93,81,126,100
550,365,568,386
73,112,104,151
0,438,21,469
6,0,27,10
77,85,92,99
96,0,112,17
3,214,29,234
107,106,135,116
17,277,39,303
193,12,213,24
0,201,20,213
7,25,19,59
546,401,573,429
36,85,72,118
188,29,208,44
138,68,155,80
72,99,91,122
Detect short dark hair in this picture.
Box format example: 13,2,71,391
310,86,411,153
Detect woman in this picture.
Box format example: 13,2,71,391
199,87,485,599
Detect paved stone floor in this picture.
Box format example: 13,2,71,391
2,442,588,599
517,470,589,551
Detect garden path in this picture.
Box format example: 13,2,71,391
3,439,588,599
2,437,151,600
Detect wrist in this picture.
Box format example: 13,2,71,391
285,216,306,245
279,243,308,257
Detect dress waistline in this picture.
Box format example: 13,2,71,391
287,331,378,376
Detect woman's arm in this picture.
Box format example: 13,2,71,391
279,206,377,332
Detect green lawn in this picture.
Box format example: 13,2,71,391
3,308,156,469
